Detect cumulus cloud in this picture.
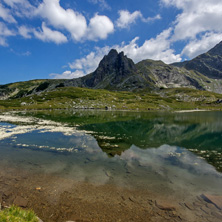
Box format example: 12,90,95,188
182,32,222,58
36,0,87,41
116,10,161,29
86,14,114,40
0,3,17,23
115,28,181,64
161,0,222,58
36,0,114,42
116,10,142,29
33,22,68,44
50,70,85,79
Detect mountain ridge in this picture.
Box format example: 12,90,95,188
1,41,222,100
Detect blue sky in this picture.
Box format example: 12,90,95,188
1,0,222,84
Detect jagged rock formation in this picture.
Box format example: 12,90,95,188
66,49,152,91
66,49,214,91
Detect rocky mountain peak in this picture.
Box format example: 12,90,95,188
95,49,136,78
208,41,222,56
80,49,137,88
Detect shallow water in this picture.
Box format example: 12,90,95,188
0,110,222,203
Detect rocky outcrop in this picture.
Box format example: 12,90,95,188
136,59,206,90
66,49,152,91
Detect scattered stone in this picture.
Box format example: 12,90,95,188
184,203,194,210
3,190,12,197
193,201,203,207
211,211,222,219
155,200,176,211
200,206,211,215
13,196,28,208
215,99,222,104
206,203,218,210
129,197,136,203
202,194,222,210
38,217,44,222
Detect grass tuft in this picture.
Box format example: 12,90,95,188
0,205,39,222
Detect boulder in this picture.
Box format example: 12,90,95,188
13,196,28,208
202,194,222,210
155,200,176,211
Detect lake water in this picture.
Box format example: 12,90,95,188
0,110,222,221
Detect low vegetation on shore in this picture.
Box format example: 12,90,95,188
0,86,222,111
0,205,39,222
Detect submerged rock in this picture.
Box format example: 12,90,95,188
155,200,176,211
13,196,28,208
202,194,222,210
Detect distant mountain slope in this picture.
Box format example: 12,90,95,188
172,41,222,79
136,59,208,90
0,79,64,100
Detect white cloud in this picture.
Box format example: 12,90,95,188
2,0,36,18
36,0,87,41
116,10,161,29
36,0,114,42
18,25,32,39
161,0,222,41
69,46,110,74
160,0,222,59
50,70,85,79
0,21,15,46
1,0,115,45
0,37,7,46
33,22,68,44
3,0,27,7
142,14,162,23
116,28,181,64
0,3,16,23
116,10,142,29
182,32,222,58
86,14,114,40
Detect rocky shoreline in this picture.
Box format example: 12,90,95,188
0,164,222,222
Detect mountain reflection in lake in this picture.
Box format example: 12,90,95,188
0,110,222,196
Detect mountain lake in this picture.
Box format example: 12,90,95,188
0,110,222,222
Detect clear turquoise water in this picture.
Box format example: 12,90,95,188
0,110,222,199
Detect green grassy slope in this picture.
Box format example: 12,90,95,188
0,86,222,111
